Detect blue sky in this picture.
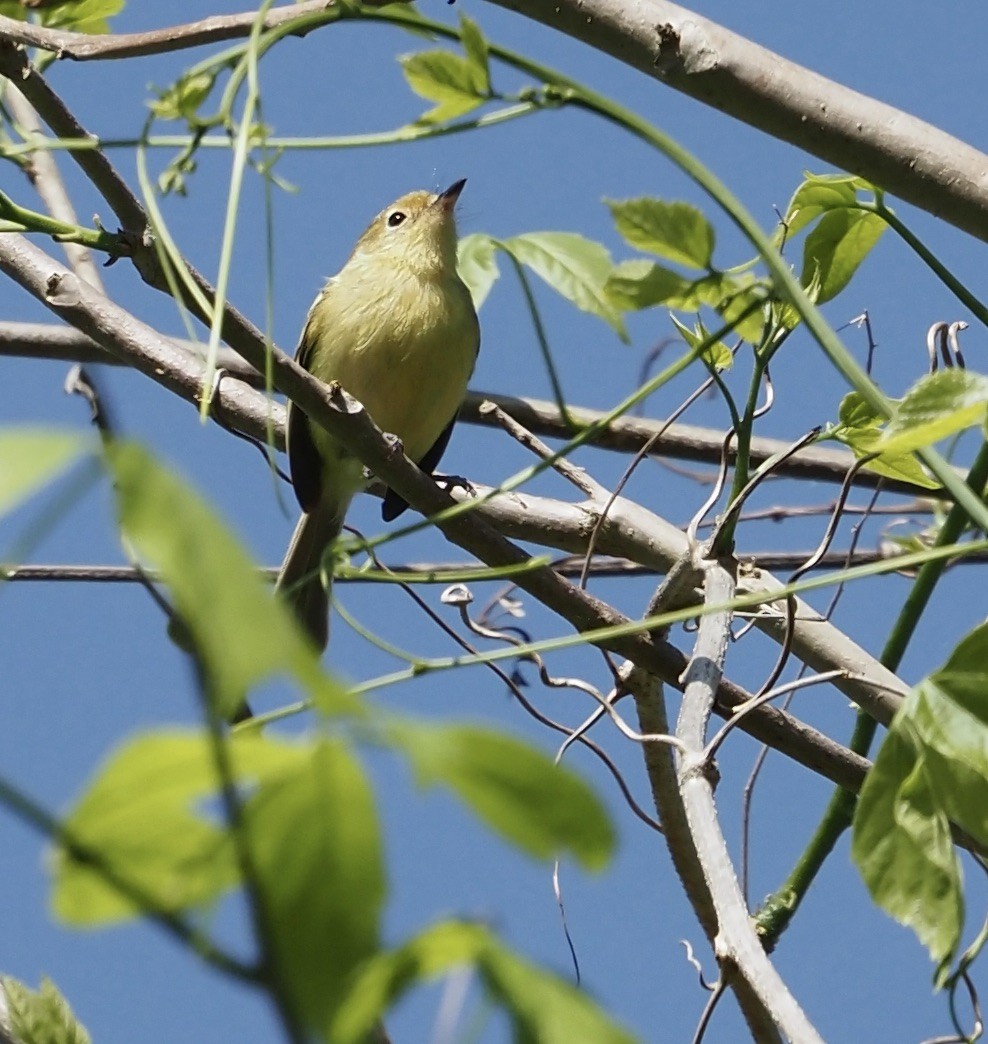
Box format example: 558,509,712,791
3,1,988,1041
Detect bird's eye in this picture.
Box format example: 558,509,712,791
387,210,407,228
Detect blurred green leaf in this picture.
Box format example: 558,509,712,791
458,232,500,310
391,722,615,870
604,259,689,311
107,443,354,720
854,621,988,971
246,737,384,1033
332,921,637,1044
879,369,988,455
500,231,627,341
40,0,124,33
400,48,487,123
459,12,491,94
481,934,637,1044
53,731,304,924
606,197,714,270
800,208,886,303
0,429,87,518
150,71,217,122
2,975,90,1044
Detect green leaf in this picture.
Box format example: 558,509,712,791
150,71,217,122
399,48,487,124
459,13,491,95
53,731,304,924
834,425,940,489
852,727,962,967
670,315,733,371
800,208,886,303
604,259,689,311
694,273,767,345
246,737,384,1033
391,722,615,870
0,429,88,518
853,620,988,969
879,369,988,455
837,390,884,430
107,443,354,720
481,935,637,1044
457,232,500,310
2,975,91,1044
606,197,714,270
332,922,637,1044
782,172,873,238
499,231,627,341
828,392,939,489
40,0,124,34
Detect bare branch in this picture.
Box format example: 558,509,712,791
487,0,988,244
5,87,105,291
0,1,361,62
675,551,822,1041
461,391,951,498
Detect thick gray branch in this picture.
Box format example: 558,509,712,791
487,0,988,244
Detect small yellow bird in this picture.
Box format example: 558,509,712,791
278,180,480,649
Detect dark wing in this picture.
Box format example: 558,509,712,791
286,321,323,513
381,414,458,522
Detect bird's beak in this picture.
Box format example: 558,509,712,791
436,178,467,211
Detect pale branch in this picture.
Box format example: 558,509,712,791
0,233,880,793
0,41,146,235
0,322,951,498
0,0,360,62
460,391,949,498
5,86,106,292
0,43,277,368
487,0,988,246
12,545,975,585
0,320,264,378
675,551,822,1042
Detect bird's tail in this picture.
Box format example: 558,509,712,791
276,496,349,651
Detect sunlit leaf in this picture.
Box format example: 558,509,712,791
879,369,988,455
499,231,627,341
604,259,689,311
828,394,939,489
458,232,500,309
800,208,886,303
400,48,487,124
459,13,491,94
853,728,962,968
150,71,217,122
246,737,385,1033
391,721,615,869
2,975,90,1044
670,315,733,372
782,172,875,238
53,731,304,924
0,429,88,518
107,443,354,720
853,620,988,970
40,0,124,34
606,197,714,270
